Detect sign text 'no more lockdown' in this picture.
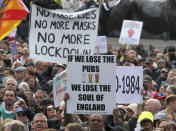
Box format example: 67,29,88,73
29,4,99,63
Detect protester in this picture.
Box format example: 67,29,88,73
138,111,154,131
0,89,16,120
15,107,30,131
157,95,176,121
14,67,28,85
0,85,5,109
64,123,83,131
32,113,48,131
43,104,61,130
4,77,18,91
165,85,176,97
31,90,47,114
25,76,39,93
1,120,27,131
144,99,161,115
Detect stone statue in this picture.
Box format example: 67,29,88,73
99,0,176,38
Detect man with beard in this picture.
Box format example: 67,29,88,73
85,114,105,131
0,85,5,109
0,89,16,120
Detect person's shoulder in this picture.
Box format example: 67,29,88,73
82,126,89,131
0,108,4,111
0,108,5,114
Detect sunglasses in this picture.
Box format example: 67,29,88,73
47,107,56,112
17,112,26,117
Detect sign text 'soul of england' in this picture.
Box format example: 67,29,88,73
66,55,116,114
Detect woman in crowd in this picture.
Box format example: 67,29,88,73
25,76,39,93
44,104,62,130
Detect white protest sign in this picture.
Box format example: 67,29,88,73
67,55,116,114
53,70,67,107
119,20,143,45
29,4,99,64
116,66,143,104
94,36,107,54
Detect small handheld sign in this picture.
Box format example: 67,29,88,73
119,20,143,45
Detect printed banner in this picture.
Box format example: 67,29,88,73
29,4,100,64
53,70,67,107
0,0,29,40
116,66,143,104
119,20,143,45
67,55,116,114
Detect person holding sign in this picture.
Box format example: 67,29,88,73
63,93,143,131
63,93,106,131
125,50,139,66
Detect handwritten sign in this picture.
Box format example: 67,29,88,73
29,4,99,64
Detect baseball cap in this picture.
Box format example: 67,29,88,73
143,75,152,82
160,68,168,73
56,64,65,69
139,111,154,126
16,107,24,113
117,105,127,112
14,67,27,74
145,57,153,64
154,112,168,121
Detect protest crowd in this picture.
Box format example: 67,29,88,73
0,0,176,131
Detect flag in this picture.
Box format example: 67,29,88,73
0,0,29,40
